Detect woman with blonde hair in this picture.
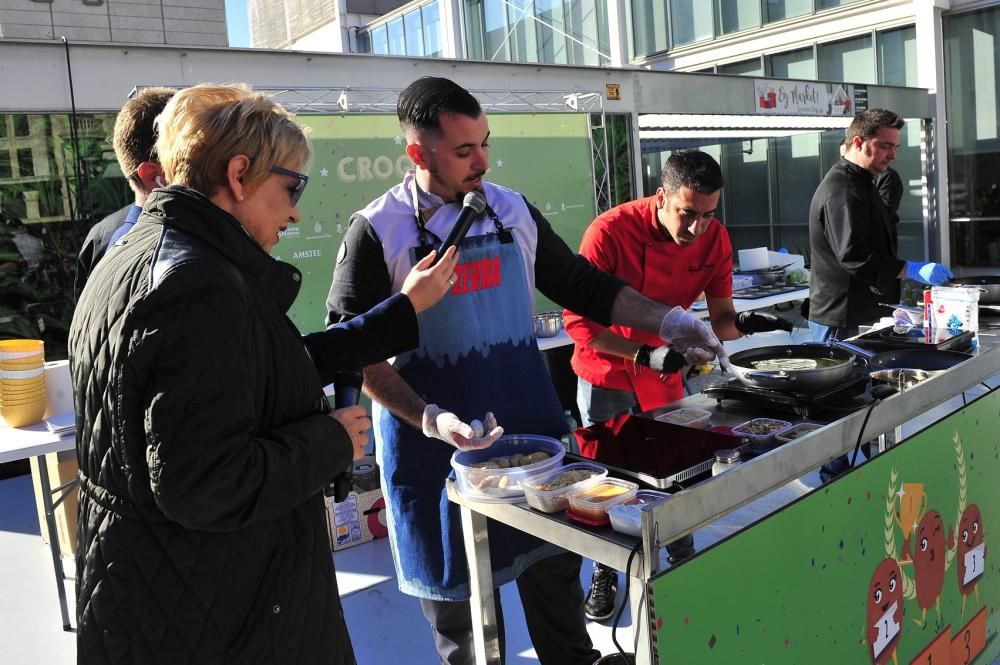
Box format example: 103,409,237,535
70,83,459,664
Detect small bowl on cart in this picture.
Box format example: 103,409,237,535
522,462,608,513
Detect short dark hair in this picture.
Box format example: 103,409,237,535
113,87,175,178
397,77,482,136
660,150,723,195
846,108,904,144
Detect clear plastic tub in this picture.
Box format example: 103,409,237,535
566,478,639,525
522,462,607,513
451,434,565,503
607,489,671,537
775,422,822,444
655,407,711,429
732,418,792,451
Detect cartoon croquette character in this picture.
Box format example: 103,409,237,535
956,503,987,619
867,557,904,665
902,510,947,628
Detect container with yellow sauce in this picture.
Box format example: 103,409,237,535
566,478,639,525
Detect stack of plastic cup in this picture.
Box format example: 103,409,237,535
0,339,47,427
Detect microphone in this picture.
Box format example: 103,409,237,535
432,190,487,265
324,368,364,502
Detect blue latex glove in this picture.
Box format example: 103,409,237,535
905,261,954,286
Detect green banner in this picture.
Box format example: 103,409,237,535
652,389,1000,665
276,113,598,333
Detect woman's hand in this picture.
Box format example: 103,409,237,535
330,404,371,460
401,246,460,313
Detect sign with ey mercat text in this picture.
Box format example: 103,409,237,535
754,79,868,117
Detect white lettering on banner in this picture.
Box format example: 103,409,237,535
336,155,413,182
293,249,323,259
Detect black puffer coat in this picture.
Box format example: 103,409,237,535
69,187,416,665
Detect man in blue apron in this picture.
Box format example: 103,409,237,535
326,77,726,665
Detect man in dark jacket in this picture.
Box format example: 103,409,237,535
808,108,951,343
75,87,174,297
808,109,952,483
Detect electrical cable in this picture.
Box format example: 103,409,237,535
848,397,879,469
611,543,643,659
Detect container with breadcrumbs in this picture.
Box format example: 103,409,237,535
566,478,638,525
654,407,711,429
522,462,608,513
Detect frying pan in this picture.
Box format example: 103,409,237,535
944,276,1000,305
726,344,856,392
833,340,974,372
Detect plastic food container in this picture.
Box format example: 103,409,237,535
522,462,607,513
655,407,711,429
451,434,565,503
775,422,822,444
732,418,792,452
566,478,638,525
607,489,671,537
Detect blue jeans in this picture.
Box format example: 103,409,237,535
808,321,866,483
576,378,638,428
575,378,696,564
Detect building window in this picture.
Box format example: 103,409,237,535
816,0,861,9
630,0,668,58
718,57,764,76
404,10,424,56
17,149,34,178
370,25,388,54
768,46,816,79
422,1,442,57
817,34,874,84
13,115,30,137
669,0,714,48
0,116,6,139
718,0,761,35
387,17,405,55
0,151,11,179
877,25,916,86
765,0,811,24
945,6,1000,265
356,30,371,53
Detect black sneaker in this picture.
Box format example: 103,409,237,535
584,564,618,621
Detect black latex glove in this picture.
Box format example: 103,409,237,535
735,311,794,335
635,344,687,373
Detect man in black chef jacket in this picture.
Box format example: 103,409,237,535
809,108,952,482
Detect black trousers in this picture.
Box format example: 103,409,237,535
419,551,601,665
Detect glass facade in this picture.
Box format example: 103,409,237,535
817,34,874,83
359,1,441,58
631,0,864,58
0,112,132,358
464,0,610,65
669,0,713,48
945,6,1000,266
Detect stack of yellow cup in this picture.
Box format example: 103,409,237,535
0,339,47,427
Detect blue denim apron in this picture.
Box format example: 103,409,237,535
376,226,568,601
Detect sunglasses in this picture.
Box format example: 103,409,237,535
269,165,309,205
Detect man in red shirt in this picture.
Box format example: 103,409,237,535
563,150,792,620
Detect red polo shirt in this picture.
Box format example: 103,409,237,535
563,196,733,410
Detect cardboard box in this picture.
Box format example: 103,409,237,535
29,449,80,556
326,488,387,552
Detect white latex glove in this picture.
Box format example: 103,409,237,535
422,404,503,451
659,306,729,367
